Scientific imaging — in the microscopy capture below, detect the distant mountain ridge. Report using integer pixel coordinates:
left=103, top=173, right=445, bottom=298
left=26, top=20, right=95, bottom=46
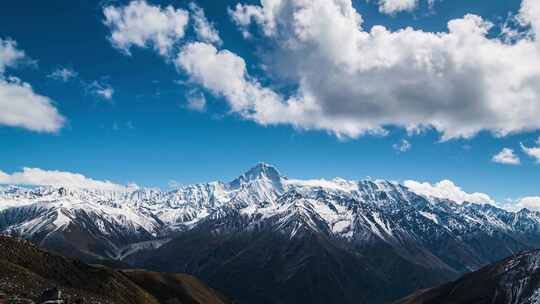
left=2, top=163, right=540, bottom=303
left=395, top=249, right=540, bottom=304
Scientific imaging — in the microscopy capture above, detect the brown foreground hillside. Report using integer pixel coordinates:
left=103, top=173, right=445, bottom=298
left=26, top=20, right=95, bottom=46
left=0, top=235, right=233, bottom=304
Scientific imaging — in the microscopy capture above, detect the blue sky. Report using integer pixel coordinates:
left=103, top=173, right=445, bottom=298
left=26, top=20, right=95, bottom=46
left=1, top=0, right=539, bottom=204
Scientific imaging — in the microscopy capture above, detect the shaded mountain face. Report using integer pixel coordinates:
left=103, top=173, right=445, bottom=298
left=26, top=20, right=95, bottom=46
left=141, top=228, right=451, bottom=304
left=395, top=249, right=540, bottom=304
left=2, top=163, right=540, bottom=303
left=0, top=235, right=233, bottom=304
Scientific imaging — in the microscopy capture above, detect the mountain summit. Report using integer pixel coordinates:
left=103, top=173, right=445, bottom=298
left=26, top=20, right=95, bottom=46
left=240, top=162, right=282, bottom=181
left=230, top=162, right=283, bottom=188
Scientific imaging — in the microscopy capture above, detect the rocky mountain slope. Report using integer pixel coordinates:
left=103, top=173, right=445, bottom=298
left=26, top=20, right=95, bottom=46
left=395, top=249, right=540, bottom=304
left=2, top=163, right=540, bottom=303
left=141, top=225, right=451, bottom=304
left=0, top=235, right=233, bottom=304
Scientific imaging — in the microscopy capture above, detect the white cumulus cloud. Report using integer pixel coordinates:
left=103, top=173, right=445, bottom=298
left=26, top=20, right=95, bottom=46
left=87, top=81, right=114, bottom=101
left=103, top=0, right=189, bottom=56
left=520, top=0, right=540, bottom=46
left=0, top=77, right=65, bottom=133
left=378, top=0, right=418, bottom=15
left=492, top=148, right=521, bottom=165
left=521, top=143, right=540, bottom=163
left=175, top=42, right=295, bottom=127
left=185, top=90, right=207, bottom=112
left=189, top=2, right=222, bottom=45
left=393, top=139, right=411, bottom=152
left=0, top=38, right=25, bottom=73
left=0, top=38, right=65, bottom=133
left=517, top=196, right=540, bottom=211
left=223, top=0, right=540, bottom=141
left=96, top=87, right=114, bottom=100
left=404, top=179, right=494, bottom=204
left=500, top=196, right=540, bottom=212
left=48, top=67, right=77, bottom=82
left=0, top=167, right=124, bottom=191
left=229, top=1, right=282, bottom=38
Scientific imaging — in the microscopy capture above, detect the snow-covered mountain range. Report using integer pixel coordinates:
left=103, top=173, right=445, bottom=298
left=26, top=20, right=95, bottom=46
left=0, top=164, right=536, bottom=263
left=1, top=163, right=539, bottom=265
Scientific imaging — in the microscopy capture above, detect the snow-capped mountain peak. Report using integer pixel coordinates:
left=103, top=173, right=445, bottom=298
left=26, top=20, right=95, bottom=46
left=230, top=163, right=284, bottom=188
